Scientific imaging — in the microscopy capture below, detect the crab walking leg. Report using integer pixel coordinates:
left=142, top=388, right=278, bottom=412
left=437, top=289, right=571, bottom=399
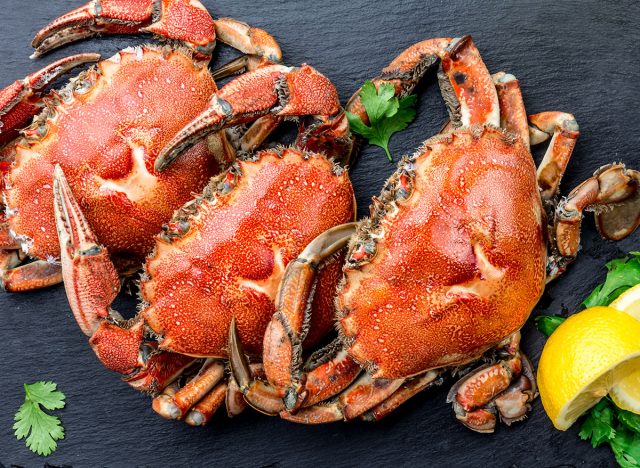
left=446, top=333, right=536, bottom=433
left=345, top=37, right=452, bottom=123
left=31, top=0, right=215, bottom=58
left=528, top=112, right=580, bottom=200
left=185, top=381, right=228, bottom=426
left=155, top=64, right=341, bottom=171
left=492, top=73, right=530, bottom=147
left=2, top=261, right=63, bottom=292
left=214, top=17, right=282, bottom=63
left=555, top=164, right=640, bottom=259
left=53, top=165, right=193, bottom=392
left=360, top=371, right=443, bottom=422
left=261, top=224, right=358, bottom=405
left=31, top=0, right=283, bottom=62
left=0, top=53, right=100, bottom=146
left=238, top=115, right=282, bottom=153
left=153, top=359, right=224, bottom=420
left=280, top=374, right=406, bottom=424
left=229, top=318, right=287, bottom=415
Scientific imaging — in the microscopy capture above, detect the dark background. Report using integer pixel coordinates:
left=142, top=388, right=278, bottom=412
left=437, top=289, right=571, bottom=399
left=1, top=0, right=639, bottom=466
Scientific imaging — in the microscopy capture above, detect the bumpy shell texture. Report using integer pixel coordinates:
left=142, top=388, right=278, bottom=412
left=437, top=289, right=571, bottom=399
left=142, top=148, right=355, bottom=357
left=338, top=127, right=546, bottom=379
left=6, top=46, right=221, bottom=262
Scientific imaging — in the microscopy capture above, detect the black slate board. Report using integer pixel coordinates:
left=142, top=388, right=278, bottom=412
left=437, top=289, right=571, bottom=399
left=1, top=0, right=639, bottom=466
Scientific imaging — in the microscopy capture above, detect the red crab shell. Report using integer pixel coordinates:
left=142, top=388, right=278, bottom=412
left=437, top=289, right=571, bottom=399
left=338, top=127, right=547, bottom=379
left=5, top=46, right=222, bottom=264
left=141, top=148, right=355, bottom=357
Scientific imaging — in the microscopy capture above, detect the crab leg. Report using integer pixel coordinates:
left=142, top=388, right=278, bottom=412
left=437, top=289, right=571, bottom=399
left=32, top=0, right=213, bottom=58
left=347, top=35, right=499, bottom=132
left=53, top=164, right=194, bottom=393
left=155, top=64, right=341, bottom=171
left=446, top=333, right=536, bottom=433
left=261, top=224, right=357, bottom=403
left=361, top=371, right=443, bottom=422
left=555, top=163, right=640, bottom=260
left=345, top=37, right=452, bottom=124
left=185, top=382, right=228, bottom=426
left=214, top=17, right=282, bottom=64
left=228, top=224, right=374, bottom=417
left=153, top=359, right=225, bottom=420
left=2, top=261, right=63, bottom=292
left=439, top=36, right=500, bottom=128
left=492, top=72, right=530, bottom=147
left=31, top=0, right=282, bottom=64
left=281, top=374, right=406, bottom=424
left=0, top=53, right=100, bottom=146
left=529, top=112, right=580, bottom=200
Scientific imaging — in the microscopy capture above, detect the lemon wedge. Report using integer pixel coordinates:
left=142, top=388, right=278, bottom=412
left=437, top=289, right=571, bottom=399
left=610, top=368, right=640, bottom=414
left=608, top=284, right=640, bottom=414
left=537, top=306, right=640, bottom=430
left=610, top=283, right=640, bottom=320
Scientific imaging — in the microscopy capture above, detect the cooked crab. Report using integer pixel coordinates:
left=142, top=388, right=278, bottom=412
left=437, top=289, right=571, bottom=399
left=1, top=0, right=283, bottom=291
left=53, top=63, right=359, bottom=425
left=227, top=36, right=640, bottom=432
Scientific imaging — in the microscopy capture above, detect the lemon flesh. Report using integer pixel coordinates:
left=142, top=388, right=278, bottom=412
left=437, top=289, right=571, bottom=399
left=610, top=283, right=640, bottom=320
left=608, top=285, right=640, bottom=414
left=610, top=369, right=640, bottom=414
left=537, top=306, right=640, bottom=430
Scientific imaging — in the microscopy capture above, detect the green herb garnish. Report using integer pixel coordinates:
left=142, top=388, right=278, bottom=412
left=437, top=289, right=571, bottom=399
left=582, top=252, right=640, bottom=308
left=537, top=252, right=640, bottom=467
left=347, top=81, right=417, bottom=161
left=14, top=381, right=66, bottom=456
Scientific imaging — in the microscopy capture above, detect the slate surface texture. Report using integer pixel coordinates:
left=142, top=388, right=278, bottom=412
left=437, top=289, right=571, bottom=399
left=0, top=0, right=638, bottom=466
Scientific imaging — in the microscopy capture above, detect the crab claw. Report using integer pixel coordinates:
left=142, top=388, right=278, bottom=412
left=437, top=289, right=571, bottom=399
left=0, top=53, right=100, bottom=146
left=155, top=64, right=341, bottom=171
left=229, top=318, right=287, bottom=416
left=31, top=0, right=215, bottom=58
left=53, top=164, right=119, bottom=336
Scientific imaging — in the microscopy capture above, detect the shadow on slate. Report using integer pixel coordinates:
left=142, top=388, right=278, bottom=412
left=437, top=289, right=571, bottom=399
left=0, top=0, right=638, bottom=466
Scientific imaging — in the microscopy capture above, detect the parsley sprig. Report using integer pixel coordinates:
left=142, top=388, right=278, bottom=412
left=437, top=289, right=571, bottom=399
left=346, top=81, right=417, bottom=161
left=14, top=381, right=66, bottom=456
left=536, top=252, right=640, bottom=467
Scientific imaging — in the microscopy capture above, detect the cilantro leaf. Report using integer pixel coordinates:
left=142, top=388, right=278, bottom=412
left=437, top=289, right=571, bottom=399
left=579, top=399, right=617, bottom=448
left=618, top=409, right=640, bottom=433
left=347, top=81, right=417, bottom=161
left=534, top=315, right=566, bottom=336
left=13, top=381, right=66, bottom=456
left=609, top=427, right=640, bottom=468
left=582, top=253, right=640, bottom=308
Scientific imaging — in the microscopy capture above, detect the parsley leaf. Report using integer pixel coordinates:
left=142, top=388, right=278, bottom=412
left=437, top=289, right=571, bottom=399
left=13, top=381, right=65, bottom=456
left=579, top=399, right=616, bottom=448
left=618, top=409, right=640, bottom=433
left=347, top=81, right=417, bottom=161
left=534, top=315, right=566, bottom=336
left=582, top=253, right=640, bottom=308
left=609, top=427, right=640, bottom=468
